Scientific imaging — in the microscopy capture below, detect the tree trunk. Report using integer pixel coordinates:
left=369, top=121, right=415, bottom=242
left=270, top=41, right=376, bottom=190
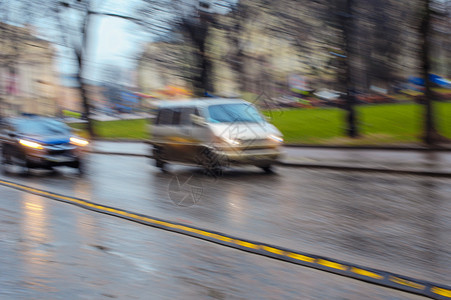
left=228, top=3, right=248, bottom=93
left=198, top=30, right=213, bottom=96
left=76, top=80, right=94, bottom=137
left=77, top=10, right=95, bottom=137
left=343, top=0, right=359, bottom=138
left=183, top=16, right=212, bottom=97
left=421, top=0, right=437, bottom=145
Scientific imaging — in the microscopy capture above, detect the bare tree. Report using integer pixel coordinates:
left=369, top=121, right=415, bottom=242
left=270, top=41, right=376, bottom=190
left=50, top=0, right=97, bottom=136
left=341, top=0, right=358, bottom=138
left=47, top=0, right=167, bottom=137
left=223, top=0, right=252, bottom=92
left=158, top=0, right=235, bottom=97
left=324, top=0, right=359, bottom=138
left=177, top=1, right=216, bottom=96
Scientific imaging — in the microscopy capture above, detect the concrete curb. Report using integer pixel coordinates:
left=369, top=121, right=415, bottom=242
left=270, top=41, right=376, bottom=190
left=88, top=151, right=451, bottom=178
left=283, top=144, right=451, bottom=151
left=278, top=162, right=451, bottom=178
left=92, top=138, right=152, bottom=143
left=89, top=151, right=151, bottom=157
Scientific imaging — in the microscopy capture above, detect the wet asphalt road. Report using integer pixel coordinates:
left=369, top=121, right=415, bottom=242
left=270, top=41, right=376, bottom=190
left=1, top=153, right=450, bottom=299
left=0, top=185, right=428, bottom=300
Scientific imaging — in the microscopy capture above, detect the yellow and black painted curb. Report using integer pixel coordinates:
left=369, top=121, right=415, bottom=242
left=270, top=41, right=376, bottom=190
left=1, top=178, right=450, bottom=300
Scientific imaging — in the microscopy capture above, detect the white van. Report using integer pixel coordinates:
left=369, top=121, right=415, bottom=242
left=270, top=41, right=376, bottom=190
left=149, top=98, right=283, bottom=173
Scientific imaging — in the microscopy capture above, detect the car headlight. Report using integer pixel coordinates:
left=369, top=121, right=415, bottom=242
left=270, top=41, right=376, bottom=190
left=268, top=134, right=284, bottom=143
left=70, top=137, right=89, bottom=147
left=221, top=136, right=240, bottom=145
left=19, top=139, right=44, bottom=149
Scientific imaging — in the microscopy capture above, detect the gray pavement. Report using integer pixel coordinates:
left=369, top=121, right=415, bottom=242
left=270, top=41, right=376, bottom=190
left=91, top=140, right=150, bottom=155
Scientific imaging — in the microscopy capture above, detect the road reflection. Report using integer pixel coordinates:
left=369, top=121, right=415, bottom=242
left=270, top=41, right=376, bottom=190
left=20, top=191, right=56, bottom=287
left=22, top=193, right=49, bottom=246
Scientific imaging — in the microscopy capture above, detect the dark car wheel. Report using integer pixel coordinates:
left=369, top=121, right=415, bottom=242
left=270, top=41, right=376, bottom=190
left=69, top=159, right=85, bottom=176
left=19, top=167, right=31, bottom=177
left=1, top=155, right=9, bottom=174
left=155, top=159, right=168, bottom=172
left=12, top=153, right=31, bottom=176
left=1, top=149, right=8, bottom=174
left=77, top=160, right=85, bottom=176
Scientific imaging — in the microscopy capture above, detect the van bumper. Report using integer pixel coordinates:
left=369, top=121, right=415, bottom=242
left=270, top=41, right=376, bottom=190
left=209, top=148, right=282, bottom=166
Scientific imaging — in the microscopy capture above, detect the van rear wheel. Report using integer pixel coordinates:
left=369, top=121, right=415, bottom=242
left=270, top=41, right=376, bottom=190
left=155, top=159, right=167, bottom=172
left=260, top=165, right=273, bottom=174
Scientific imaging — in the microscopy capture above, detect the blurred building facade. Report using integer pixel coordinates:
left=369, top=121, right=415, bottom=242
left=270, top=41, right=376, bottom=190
left=137, top=32, right=305, bottom=98
left=137, top=41, right=191, bottom=95
left=58, top=85, right=83, bottom=113
left=136, top=6, right=325, bottom=99
left=0, top=22, right=60, bottom=116
left=137, top=0, right=443, bottom=100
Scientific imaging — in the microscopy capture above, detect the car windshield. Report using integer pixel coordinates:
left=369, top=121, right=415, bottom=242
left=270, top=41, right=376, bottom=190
left=14, top=119, right=71, bottom=136
left=207, top=103, right=264, bottom=123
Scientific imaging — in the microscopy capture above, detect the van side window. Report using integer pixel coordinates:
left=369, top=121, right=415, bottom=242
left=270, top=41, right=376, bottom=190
left=156, top=109, right=173, bottom=125
left=180, top=107, right=195, bottom=125
left=172, top=109, right=181, bottom=125
left=156, top=107, right=201, bottom=125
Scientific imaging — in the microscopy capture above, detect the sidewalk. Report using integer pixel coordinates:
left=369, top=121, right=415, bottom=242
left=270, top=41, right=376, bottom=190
left=64, top=112, right=152, bottom=123
left=282, top=147, right=451, bottom=172
left=91, top=140, right=149, bottom=155
left=90, top=141, right=451, bottom=175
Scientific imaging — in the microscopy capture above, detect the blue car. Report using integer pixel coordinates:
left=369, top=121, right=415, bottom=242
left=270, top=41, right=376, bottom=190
left=0, top=115, right=89, bottom=175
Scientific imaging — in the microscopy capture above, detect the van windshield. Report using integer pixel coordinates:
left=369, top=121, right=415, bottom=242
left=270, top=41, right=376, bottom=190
left=207, top=103, right=264, bottom=123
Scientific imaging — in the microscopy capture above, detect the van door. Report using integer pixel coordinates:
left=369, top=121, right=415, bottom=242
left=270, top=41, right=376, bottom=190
left=153, top=107, right=181, bottom=161
left=175, top=107, right=212, bottom=164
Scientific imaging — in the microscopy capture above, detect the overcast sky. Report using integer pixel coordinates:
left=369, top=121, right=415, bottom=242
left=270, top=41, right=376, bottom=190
left=50, top=0, right=151, bottom=85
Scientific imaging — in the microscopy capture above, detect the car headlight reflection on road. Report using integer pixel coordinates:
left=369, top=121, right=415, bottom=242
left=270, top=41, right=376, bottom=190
left=268, top=134, right=284, bottom=143
left=70, top=137, right=89, bottom=147
left=19, top=139, right=44, bottom=149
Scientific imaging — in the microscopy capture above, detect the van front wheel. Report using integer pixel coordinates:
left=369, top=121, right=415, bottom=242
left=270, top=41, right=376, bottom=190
left=199, top=148, right=222, bottom=176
